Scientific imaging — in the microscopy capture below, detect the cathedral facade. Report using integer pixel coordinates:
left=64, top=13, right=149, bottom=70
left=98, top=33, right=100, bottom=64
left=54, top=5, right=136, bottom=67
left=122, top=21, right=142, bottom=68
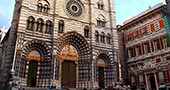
left=0, top=0, right=118, bottom=89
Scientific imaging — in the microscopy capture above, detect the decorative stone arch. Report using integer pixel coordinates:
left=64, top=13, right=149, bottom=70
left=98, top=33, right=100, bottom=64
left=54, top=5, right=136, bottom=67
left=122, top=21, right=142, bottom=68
left=57, top=31, right=90, bottom=61
left=96, top=52, right=115, bottom=88
left=19, top=39, right=52, bottom=87
left=23, top=39, right=51, bottom=60
left=97, top=53, right=110, bottom=66
left=37, top=0, right=50, bottom=6
left=97, top=14, right=106, bottom=21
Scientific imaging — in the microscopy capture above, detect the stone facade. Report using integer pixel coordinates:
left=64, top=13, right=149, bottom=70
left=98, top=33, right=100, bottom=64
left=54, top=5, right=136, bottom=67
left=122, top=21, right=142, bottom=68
left=118, top=3, right=170, bottom=90
left=0, top=0, right=118, bottom=89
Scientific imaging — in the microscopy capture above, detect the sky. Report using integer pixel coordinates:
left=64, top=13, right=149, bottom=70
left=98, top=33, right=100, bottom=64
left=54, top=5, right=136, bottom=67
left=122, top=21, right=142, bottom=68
left=0, top=0, right=164, bottom=29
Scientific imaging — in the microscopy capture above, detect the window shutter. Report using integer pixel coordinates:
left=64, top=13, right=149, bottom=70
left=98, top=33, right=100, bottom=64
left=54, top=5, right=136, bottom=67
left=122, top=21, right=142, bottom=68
left=143, top=74, right=146, bottom=85
left=131, top=33, right=134, bottom=40
left=144, top=26, right=148, bottom=34
left=159, top=19, right=164, bottom=29
left=157, top=39, right=161, bottom=50
left=136, top=75, right=139, bottom=86
left=142, top=43, right=144, bottom=54
left=151, top=41, right=154, bottom=52
left=133, top=46, right=136, bottom=57
left=163, top=71, right=166, bottom=82
left=147, top=42, right=150, bottom=53
left=150, top=23, right=155, bottom=32
left=139, top=29, right=142, bottom=37
left=156, top=72, right=159, bottom=84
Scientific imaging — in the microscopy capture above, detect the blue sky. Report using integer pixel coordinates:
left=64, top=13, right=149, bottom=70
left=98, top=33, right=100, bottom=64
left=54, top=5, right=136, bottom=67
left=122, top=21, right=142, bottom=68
left=0, top=0, right=164, bottom=29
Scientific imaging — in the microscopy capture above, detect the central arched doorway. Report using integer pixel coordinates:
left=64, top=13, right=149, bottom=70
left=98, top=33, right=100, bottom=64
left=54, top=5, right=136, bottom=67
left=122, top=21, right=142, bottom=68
left=60, top=45, right=78, bottom=88
left=27, top=50, right=41, bottom=87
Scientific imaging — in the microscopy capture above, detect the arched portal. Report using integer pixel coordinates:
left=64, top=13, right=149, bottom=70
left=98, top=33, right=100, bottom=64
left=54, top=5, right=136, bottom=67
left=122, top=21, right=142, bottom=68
left=96, top=53, right=113, bottom=88
left=56, top=32, right=90, bottom=88
left=21, top=39, right=52, bottom=87
left=60, top=45, right=78, bottom=88
left=27, top=50, right=41, bottom=87
left=57, top=31, right=90, bottom=60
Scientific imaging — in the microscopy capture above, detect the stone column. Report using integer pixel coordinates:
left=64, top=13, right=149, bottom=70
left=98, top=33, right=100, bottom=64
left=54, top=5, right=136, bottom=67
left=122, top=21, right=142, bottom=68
left=154, top=72, right=159, bottom=90
left=144, top=73, right=149, bottom=90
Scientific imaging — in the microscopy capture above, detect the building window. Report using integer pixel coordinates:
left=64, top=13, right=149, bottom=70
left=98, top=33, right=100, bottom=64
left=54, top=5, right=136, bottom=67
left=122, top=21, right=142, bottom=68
left=95, top=31, right=99, bottom=42
left=141, top=27, right=147, bottom=36
left=143, top=43, right=148, bottom=54
left=139, top=75, right=144, bottom=84
left=134, top=31, right=138, bottom=39
left=58, top=20, right=64, bottom=33
left=100, top=32, right=105, bottom=43
left=97, top=20, right=106, bottom=27
left=131, top=76, right=136, bottom=85
left=37, top=2, right=50, bottom=13
left=153, top=40, right=158, bottom=51
left=45, top=20, right=52, bottom=34
left=37, top=3, right=43, bottom=12
left=128, top=48, right=133, bottom=58
left=44, top=4, right=49, bottom=13
left=84, top=26, right=90, bottom=38
left=106, top=33, right=111, bottom=44
left=36, top=18, right=44, bottom=32
left=159, top=72, right=164, bottom=83
left=154, top=21, right=160, bottom=31
left=97, top=1, right=104, bottom=10
left=26, top=16, right=35, bottom=30
left=97, top=15, right=106, bottom=27
left=162, top=37, right=169, bottom=49
left=135, top=46, right=140, bottom=56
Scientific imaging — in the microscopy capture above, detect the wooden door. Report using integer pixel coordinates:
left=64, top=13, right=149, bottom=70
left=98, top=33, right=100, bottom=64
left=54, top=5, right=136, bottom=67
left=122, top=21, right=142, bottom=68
left=62, top=60, right=76, bottom=88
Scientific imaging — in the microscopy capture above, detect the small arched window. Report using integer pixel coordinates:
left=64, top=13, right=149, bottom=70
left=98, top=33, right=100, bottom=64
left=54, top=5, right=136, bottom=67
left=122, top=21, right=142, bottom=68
left=98, top=0, right=104, bottom=10
left=26, top=16, right=35, bottom=30
left=101, top=32, right=105, bottom=43
left=58, top=20, right=64, bottom=33
left=37, top=3, right=43, bottom=12
left=45, top=20, right=52, bottom=34
left=36, top=18, right=44, bottom=32
left=95, top=31, right=99, bottom=42
left=84, top=26, right=90, bottom=38
left=44, top=4, right=49, bottom=13
left=97, top=15, right=106, bottom=27
left=107, top=33, right=111, bottom=44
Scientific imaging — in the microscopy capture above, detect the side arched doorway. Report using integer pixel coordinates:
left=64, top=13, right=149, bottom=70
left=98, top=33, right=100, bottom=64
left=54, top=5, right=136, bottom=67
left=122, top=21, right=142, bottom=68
left=22, top=40, right=52, bottom=87
left=96, top=53, right=113, bottom=88
left=60, top=45, right=78, bottom=88
left=97, top=59, right=106, bottom=89
left=27, top=50, right=41, bottom=87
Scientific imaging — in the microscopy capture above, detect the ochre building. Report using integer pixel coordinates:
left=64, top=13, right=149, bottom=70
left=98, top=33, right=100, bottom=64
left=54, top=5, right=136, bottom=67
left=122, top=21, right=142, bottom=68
left=118, top=3, right=170, bottom=90
left=0, top=0, right=118, bottom=89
